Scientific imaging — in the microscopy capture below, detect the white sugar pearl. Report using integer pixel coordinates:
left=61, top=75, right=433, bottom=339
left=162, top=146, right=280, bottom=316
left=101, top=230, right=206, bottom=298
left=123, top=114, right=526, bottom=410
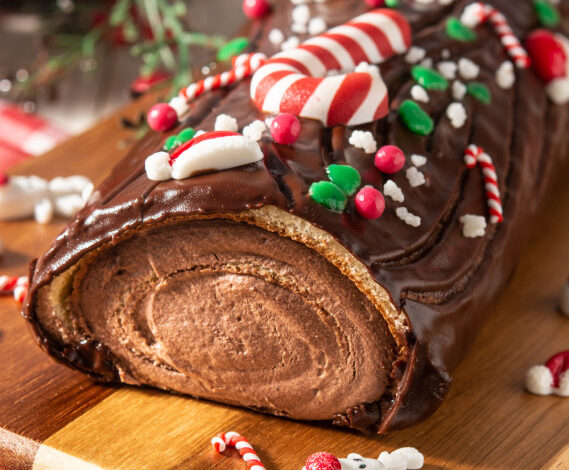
left=308, top=17, right=327, bottom=35
left=268, top=28, right=284, bottom=46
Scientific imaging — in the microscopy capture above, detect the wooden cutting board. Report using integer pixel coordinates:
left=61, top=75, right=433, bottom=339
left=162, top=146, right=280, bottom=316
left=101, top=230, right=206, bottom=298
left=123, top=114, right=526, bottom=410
left=1, top=94, right=569, bottom=470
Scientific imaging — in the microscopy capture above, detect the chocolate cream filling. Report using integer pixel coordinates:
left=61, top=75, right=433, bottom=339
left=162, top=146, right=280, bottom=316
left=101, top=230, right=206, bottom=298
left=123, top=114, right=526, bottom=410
left=34, top=217, right=399, bottom=421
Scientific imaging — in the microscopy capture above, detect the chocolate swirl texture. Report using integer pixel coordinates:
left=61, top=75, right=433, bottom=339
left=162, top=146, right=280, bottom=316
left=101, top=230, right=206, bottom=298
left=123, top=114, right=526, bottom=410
left=23, top=0, right=569, bottom=432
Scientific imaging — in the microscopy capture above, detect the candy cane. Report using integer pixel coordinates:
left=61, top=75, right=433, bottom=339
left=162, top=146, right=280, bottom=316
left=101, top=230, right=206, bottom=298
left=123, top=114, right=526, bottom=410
left=212, top=431, right=265, bottom=470
left=460, top=3, right=530, bottom=69
left=463, top=145, right=503, bottom=224
left=147, top=53, right=268, bottom=131
left=0, top=275, right=28, bottom=302
left=250, top=8, right=412, bottom=126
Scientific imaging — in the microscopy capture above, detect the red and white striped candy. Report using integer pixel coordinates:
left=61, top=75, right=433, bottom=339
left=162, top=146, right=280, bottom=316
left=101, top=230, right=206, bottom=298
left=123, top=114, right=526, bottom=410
left=461, top=3, right=530, bottom=69
left=0, top=275, right=28, bottom=303
left=212, top=431, right=265, bottom=470
left=250, top=9, right=412, bottom=127
left=463, top=145, right=503, bottom=224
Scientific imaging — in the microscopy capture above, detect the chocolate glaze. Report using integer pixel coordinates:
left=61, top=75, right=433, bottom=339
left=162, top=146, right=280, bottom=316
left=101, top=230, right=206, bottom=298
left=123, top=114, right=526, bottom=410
left=23, top=0, right=569, bottom=432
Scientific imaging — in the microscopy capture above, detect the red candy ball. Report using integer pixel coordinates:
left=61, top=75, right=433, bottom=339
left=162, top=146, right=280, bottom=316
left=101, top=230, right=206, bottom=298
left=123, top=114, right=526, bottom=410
left=0, top=173, right=8, bottom=186
left=526, top=30, right=568, bottom=83
left=365, top=0, right=385, bottom=6
left=147, top=103, right=178, bottom=132
left=374, top=145, right=406, bottom=174
left=305, top=452, right=342, bottom=470
left=355, top=186, right=385, bottom=220
left=270, top=113, right=301, bottom=146
left=242, top=0, right=271, bottom=19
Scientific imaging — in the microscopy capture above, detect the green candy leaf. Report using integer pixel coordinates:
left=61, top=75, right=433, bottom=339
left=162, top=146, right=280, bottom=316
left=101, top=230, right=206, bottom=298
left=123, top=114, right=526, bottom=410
left=174, top=127, right=196, bottom=146
left=309, top=181, right=348, bottom=212
left=326, top=164, right=361, bottom=196
left=163, top=135, right=177, bottom=151
left=217, top=37, right=250, bottom=62
left=385, top=0, right=399, bottom=6
left=534, top=0, right=560, bottom=27
left=446, top=17, right=477, bottom=42
left=411, top=66, right=449, bottom=91
left=398, top=100, right=434, bottom=136
left=466, top=82, right=491, bottom=104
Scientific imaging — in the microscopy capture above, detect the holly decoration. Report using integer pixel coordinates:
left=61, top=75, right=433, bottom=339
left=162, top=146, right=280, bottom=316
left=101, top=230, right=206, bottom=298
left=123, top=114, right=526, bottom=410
left=398, top=100, right=434, bottom=136
left=411, top=66, right=449, bottom=91
left=309, top=165, right=361, bottom=212
left=446, top=17, right=477, bottom=42
left=217, top=37, right=250, bottom=62
left=533, top=0, right=560, bottom=27
left=466, top=82, right=492, bottom=104
left=163, top=127, right=196, bottom=151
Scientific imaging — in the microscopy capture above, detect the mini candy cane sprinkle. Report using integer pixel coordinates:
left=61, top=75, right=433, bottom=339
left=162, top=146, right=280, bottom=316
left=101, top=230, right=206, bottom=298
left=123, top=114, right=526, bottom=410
left=0, top=275, right=28, bottom=303
left=212, top=431, right=265, bottom=470
left=460, top=3, right=530, bottom=69
left=147, top=53, right=268, bottom=131
left=526, top=350, right=569, bottom=397
left=250, top=8, right=412, bottom=126
left=463, top=145, right=504, bottom=224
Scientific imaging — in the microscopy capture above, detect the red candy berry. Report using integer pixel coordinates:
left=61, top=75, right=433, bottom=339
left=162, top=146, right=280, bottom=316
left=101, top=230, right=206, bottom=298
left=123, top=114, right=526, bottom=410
left=526, top=30, right=568, bottom=83
left=374, top=145, right=406, bottom=174
left=305, top=452, right=342, bottom=470
left=147, top=103, right=178, bottom=132
left=355, top=186, right=385, bottom=219
left=270, top=113, right=301, bottom=146
left=242, top=0, right=271, bottom=19
left=0, top=173, right=8, bottom=186
left=365, top=0, right=385, bottom=6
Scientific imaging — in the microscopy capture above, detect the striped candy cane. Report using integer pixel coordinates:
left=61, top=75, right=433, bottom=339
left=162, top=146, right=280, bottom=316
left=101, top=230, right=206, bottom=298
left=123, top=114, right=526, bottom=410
left=250, top=8, right=412, bottom=126
left=460, top=3, right=530, bottom=69
left=0, top=275, right=28, bottom=302
left=147, top=53, right=267, bottom=130
left=463, top=145, right=504, bottom=224
left=212, top=431, right=265, bottom=470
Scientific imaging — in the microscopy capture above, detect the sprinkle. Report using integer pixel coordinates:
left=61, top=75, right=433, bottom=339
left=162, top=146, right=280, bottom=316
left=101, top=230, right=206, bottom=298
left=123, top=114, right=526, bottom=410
left=406, top=167, right=426, bottom=187
left=405, top=46, right=426, bottom=64
left=396, top=207, right=421, bottom=227
left=212, top=432, right=266, bottom=470
left=441, top=48, right=451, bottom=59
left=281, top=36, right=300, bottom=51
left=437, top=61, right=458, bottom=80
left=292, top=4, right=310, bottom=24
left=466, top=82, right=492, bottom=104
left=53, top=194, right=85, bottom=218
left=243, top=120, right=267, bottom=142
left=410, top=85, right=429, bottom=103
left=349, top=130, right=377, bottom=154
left=495, top=61, right=515, bottom=89
left=145, top=152, right=172, bottom=181
left=446, top=102, right=467, bottom=128
left=458, top=58, right=480, bottom=80
left=291, top=22, right=308, bottom=34
left=383, top=180, right=404, bottom=202
left=215, top=114, right=239, bottom=132
left=419, top=57, right=433, bottom=69
left=308, top=17, right=327, bottom=35
left=398, top=100, right=434, bottom=136
left=459, top=214, right=487, bottom=238
left=452, top=80, right=467, bottom=100
left=411, top=154, right=427, bottom=167
left=268, top=28, right=285, bottom=46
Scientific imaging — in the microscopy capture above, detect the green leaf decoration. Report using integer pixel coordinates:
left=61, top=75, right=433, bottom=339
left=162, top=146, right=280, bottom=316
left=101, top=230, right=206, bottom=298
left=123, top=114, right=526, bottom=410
left=326, top=165, right=361, bottom=196
left=533, top=0, right=560, bottom=27
left=309, top=181, right=348, bottom=212
left=398, top=100, right=434, bottom=136
left=411, top=66, right=449, bottom=91
left=217, top=37, right=250, bottom=62
left=446, top=17, right=477, bottom=42
left=466, top=82, right=491, bottom=104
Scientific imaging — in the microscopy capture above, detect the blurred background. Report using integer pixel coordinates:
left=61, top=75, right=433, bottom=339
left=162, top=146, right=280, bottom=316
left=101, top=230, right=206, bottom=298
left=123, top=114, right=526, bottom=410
left=0, top=0, right=244, bottom=172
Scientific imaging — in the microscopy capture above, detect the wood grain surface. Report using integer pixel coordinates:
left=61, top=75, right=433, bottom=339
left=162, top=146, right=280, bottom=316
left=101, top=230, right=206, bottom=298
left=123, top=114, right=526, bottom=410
left=1, top=94, right=569, bottom=470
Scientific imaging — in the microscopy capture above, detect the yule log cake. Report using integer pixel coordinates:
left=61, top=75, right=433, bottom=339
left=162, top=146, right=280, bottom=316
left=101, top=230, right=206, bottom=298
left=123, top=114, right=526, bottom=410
left=23, top=0, right=569, bottom=433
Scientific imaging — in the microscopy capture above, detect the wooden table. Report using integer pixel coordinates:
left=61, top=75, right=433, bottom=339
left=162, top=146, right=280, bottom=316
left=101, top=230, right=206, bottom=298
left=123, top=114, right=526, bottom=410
left=1, top=94, right=569, bottom=470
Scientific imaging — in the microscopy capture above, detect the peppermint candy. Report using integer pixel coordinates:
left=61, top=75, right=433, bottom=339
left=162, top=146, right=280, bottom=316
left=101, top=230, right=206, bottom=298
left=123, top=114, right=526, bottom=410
left=250, top=9, right=412, bottom=126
